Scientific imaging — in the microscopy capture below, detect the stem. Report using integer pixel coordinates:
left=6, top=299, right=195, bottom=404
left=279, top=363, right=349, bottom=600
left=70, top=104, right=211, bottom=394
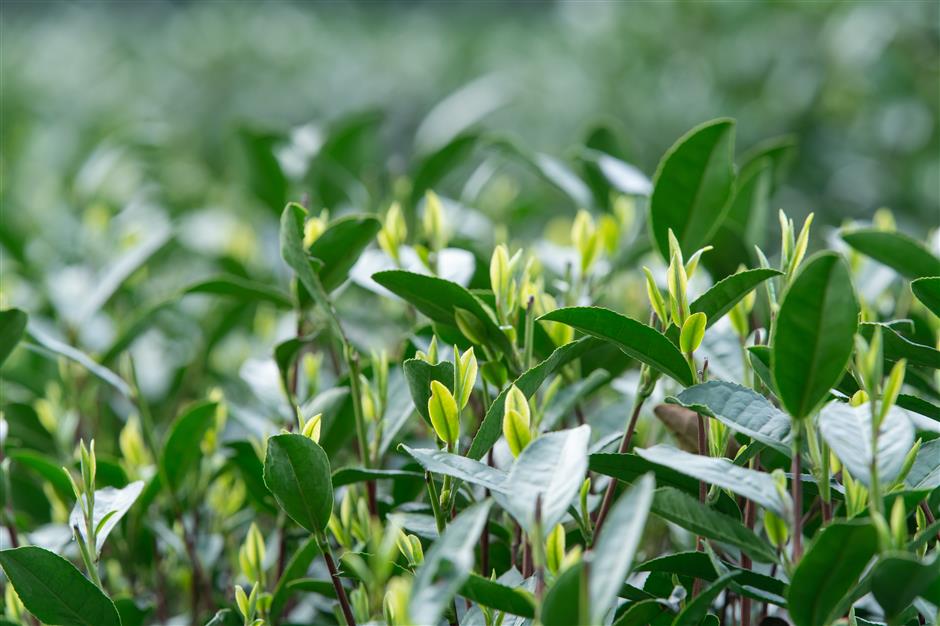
left=523, top=296, right=535, bottom=371
left=426, top=472, right=447, bottom=535
left=692, top=411, right=707, bottom=598
left=316, top=531, right=357, bottom=626
left=791, top=420, right=804, bottom=563
left=592, top=386, right=650, bottom=541
left=869, top=399, right=883, bottom=520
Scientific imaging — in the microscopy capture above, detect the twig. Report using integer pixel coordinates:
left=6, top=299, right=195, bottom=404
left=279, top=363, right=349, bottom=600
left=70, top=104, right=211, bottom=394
left=316, top=531, right=357, bottom=626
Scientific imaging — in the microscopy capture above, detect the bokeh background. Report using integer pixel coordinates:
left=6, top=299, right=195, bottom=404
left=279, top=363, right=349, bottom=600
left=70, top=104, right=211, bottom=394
left=2, top=0, right=939, bottom=397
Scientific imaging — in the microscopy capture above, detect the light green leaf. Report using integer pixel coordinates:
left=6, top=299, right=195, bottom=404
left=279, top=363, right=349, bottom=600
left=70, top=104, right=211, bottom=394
left=69, top=481, right=144, bottom=556
left=649, top=118, right=736, bottom=259
left=263, top=434, right=333, bottom=533
left=787, top=521, right=878, bottom=626
left=493, top=425, right=591, bottom=534
left=842, top=228, right=940, bottom=279
left=590, top=473, right=655, bottom=623
left=538, top=307, right=694, bottom=386
left=161, top=401, right=218, bottom=494
left=772, top=252, right=859, bottom=418
left=669, top=381, right=792, bottom=456
left=0, top=546, right=121, bottom=626
left=818, top=401, right=915, bottom=487
left=651, top=487, right=777, bottom=564
left=635, top=444, right=789, bottom=518
left=409, top=500, right=492, bottom=625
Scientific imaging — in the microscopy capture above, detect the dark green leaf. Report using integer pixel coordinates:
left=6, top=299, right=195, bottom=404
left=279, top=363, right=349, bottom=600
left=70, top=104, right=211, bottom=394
left=538, top=307, right=694, bottom=386
left=652, top=487, right=776, bottom=564
left=459, top=573, right=536, bottom=618
left=240, top=127, right=287, bottom=213
left=411, top=132, right=480, bottom=204
left=649, top=118, right=736, bottom=258
left=542, top=562, right=585, bottom=626
left=184, top=275, right=292, bottom=308
left=0, top=546, right=121, bottom=626
left=671, top=571, right=739, bottom=626
left=787, top=521, right=878, bottom=626
left=669, top=381, right=791, bottom=456
left=912, top=276, right=940, bottom=317
left=590, top=474, right=655, bottom=623
left=161, top=401, right=218, bottom=494
left=331, top=467, right=423, bottom=488
left=861, top=321, right=940, bottom=369
left=0, top=308, right=27, bottom=367
left=263, top=434, right=333, bottom=533
left=690, top=269, right=782, bottom=327
left=871, top=553, right=940, bottom=619
left=842, top=228, right=940, bottom=279
left=409, top=500, right=492, bottom=625
left=772, top=252, right=859, bottom=418
left=309, top=214, right=381, bottom=292
left=372, top=270, right=511, bottom=355
left=905, top=438, right=940, bottom=491
left=613, top=599, right=674, bottom=626
left=402, top=358, right=454, bottom=426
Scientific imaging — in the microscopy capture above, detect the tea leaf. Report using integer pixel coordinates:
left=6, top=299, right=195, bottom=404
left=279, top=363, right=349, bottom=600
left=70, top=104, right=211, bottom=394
left=649, top=118, right=736, bottom=258
left=842, top=228, right=940, bottom=279
left=912, top=276, right=940, bottom=317
left=69, top=481, right=144, bottom=556
left=308, top=214, right=381, bottom=292
left=185, top=275, right=293, bottom=308
left=263, top=434, right=334, bottom=533
left=870, top=553, right=940, bottom=619
left=538, top=307, right=694, bottom=386
left=459, top=573, right=536, bottom=617
left=0, top=546, right=121, bottom=626
left=409, top=500, right=492, bottom=625
left=162, top=401, right=218, bottom=493
left=689, top=268, right=781, bottom=326
left=787, top=521, right=879, bottom=626
left=0, top=308, right=27, bottom=367
left=772, top=252, right=859, bottom=418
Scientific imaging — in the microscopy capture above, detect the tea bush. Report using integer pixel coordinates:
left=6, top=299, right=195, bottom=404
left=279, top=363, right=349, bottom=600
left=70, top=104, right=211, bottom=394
left=1, top=115, right=939, bottom=626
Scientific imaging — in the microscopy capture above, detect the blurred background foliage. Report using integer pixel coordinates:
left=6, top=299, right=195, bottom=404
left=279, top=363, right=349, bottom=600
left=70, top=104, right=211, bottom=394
left=1, top=0, right=938, bottom=401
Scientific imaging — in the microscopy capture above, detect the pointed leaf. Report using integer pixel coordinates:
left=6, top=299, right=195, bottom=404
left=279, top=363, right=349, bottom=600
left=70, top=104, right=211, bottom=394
left=69, top=481, right=144, bottom=556
left=635, top=445, right=789, bottom=518
left=842, top=228, right=940, bottom=279
left=870, top=553, right=940, bottom=619
left=161, top=401, right=218, bottom=493
left=671, top=571, right=740, bottom=626
left=308, top=214, right=381, bottom=292
left=0, top=308, right=27, bottom=367
left=538, top=307, right=694, bottom=386
left=690, top=268, right=782, bottom=326
left=0, top=546, right=121, bottom=626
left=772, top=252, right=859, bottom=418
left=649, top=118, right=736, bottom=258
left=409, top=500, right=492, bottom=625
left=590, top=473, right=655, bottom=623
left=185, top=275, right=293, bottom=308
left=263, top=434, right=333, bottom=533
left=787, top=521, right=879, bottom=626
left=912, top=276, right=940, bottom=317
left=669, top=381, right=792, bottom=456
left=400, top=445, right=507, bottom=492
left=459, top=573, right=536, bottom=618
left=904, top=438, right=940, bottom=491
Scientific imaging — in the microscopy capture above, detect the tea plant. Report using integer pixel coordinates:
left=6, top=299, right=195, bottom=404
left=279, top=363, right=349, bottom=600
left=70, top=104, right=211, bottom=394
left=1, top=117, right=938, bottom=626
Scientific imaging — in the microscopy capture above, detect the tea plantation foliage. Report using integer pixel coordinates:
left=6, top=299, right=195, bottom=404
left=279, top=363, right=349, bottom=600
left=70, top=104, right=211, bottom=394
left=1, top=114, right=939, bottom=626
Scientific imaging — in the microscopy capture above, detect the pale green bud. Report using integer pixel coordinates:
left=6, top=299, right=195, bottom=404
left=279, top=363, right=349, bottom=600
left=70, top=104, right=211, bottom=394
left=505, top=385, right=531, bottom=425
left=303, top=209, right=330, bottom=248
left=503, top=408, right=532, bottom=458
left=684, top=246, right=713, bottom=279
left=416, top=335, right=439, bottom=364
left=378, top=201, right=408, bottom=262
left=239, top=523, right=266, bottom=585
left=667, top=250, right=690, bottom=326
left=428, top=380, right=459, bottom=446
left=894, top=438, right=921, bottom=489
left=119, top=416, right=152, bottom=471
left=642, top=267, right=669, bottom=325
left=300, top=412, right=322, bottom=443
left=679, top=312, right=707, bottom=355
left=384, top=576, right=412, bottom=626
left=572, top=209, right=600, bottom=273
left=453, top=346, right=478, bottom=411
left=880, top=359, right=906, bottom=426
left=423, top=190, right=448, bottom=252
left=546, top=523, right=566, bottom=574
left=763, top=510, right=789, bottom=549
left=890, top=497, right=908, bottom=549
left=598, top=214, right=620, bottom=255
left=785, top=213, right=814, bottom=281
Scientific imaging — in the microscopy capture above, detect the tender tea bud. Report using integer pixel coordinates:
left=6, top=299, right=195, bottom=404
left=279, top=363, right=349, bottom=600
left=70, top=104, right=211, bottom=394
left=894, top=438, right=921, bottom=488
left=572, top=209, right=600, bottom=273
left=598, top=214, right=620, bottom=255
left=667, top=249, right=690, bottom=325
left=427, top=380, right=459, bottom=446
left=779, top=210, right=794, bottom=267
left=415, top=335, right=439, bottom=364
left=503, top=408, right=532, bottom=458
left=763, top=510, right=789, bottom=549
left=422, top=190, right=448, bottom=252
left=679, top=312, right=707, bottom=355
left=684, top=246, right=713, bottom=279
left=505, top=385, right=531, bottom=424
left=879, top=359, right=906, bottom=425
left=396, top=529, right=424, bottom=567
left=873, top=208, right=896, bottom=232
left=235, top=585, right=251, bottom=622
left=350, top=584, right=370, bottom=624
left=303, top=209, right=330, bottom=248
left=889, top=497, right=908, bottom=549
left=384, top=576, right=412, bottom=626
left=855, top=330, right=883, bottom=396
left=238, top=522, right=266, bottom=584
left=613, top=194, right=635, bottom=235
left=453, top=346, right=478, bottom=411
left=454, top=308, right=487, bottom=346
left=849, top=390, right=869, bottom=407
left=119, top=416, right=152, bottom=471
left=377, top=201, right=408, bottom=263
left=490, top=244, right=514, bottom=318
left=300, top=412, right=322, bottom=443
left=546, top=523, right=566, bottom=574
left=643, top=267, right=669, bottom=324
left=785, top=213, right=814, bottom=281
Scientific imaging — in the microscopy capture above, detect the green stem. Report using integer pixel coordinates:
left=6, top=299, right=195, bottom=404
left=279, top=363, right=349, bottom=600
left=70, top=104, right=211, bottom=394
left=426, top=472, right=447, bottom=534
left=791, top=419, right=804, bottom=562
left=316, top=530, right=357, bottom=626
